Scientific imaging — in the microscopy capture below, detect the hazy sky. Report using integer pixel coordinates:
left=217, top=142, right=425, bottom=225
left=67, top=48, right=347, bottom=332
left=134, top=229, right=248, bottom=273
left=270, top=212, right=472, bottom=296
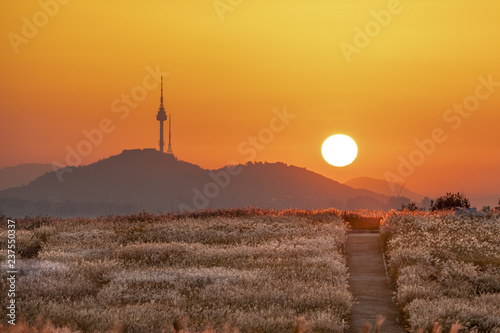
left=1, top=0, right=499, bottom=196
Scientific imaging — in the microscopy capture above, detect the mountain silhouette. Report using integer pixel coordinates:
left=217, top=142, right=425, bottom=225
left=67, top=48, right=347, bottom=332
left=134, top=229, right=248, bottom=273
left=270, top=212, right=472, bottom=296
left=344, top=176, right=425, bottom=203
left=0, top=149, right=398, bottom=217
left=0, top=163, right=59, bottom=191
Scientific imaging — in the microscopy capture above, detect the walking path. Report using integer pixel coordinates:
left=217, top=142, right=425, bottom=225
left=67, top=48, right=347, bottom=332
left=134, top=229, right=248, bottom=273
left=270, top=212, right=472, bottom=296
left=345, top=233, right=404, bottom=333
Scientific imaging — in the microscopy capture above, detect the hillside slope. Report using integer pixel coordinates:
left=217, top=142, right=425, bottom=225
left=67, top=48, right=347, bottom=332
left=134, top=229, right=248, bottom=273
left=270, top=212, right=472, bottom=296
left=0, top=149, right=394, bottom=216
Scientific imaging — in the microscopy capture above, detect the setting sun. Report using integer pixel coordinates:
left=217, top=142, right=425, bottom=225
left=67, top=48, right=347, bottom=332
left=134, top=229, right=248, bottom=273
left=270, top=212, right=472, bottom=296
left=322, top=134, right=358, bottom=167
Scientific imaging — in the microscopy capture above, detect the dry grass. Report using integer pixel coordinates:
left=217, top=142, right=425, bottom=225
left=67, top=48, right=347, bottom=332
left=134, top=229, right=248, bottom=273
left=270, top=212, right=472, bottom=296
left=3, top=208, right=498, bottom=332
left=0, top=209, right=351, bottom=333
left=380, top=211, right=500, bottom=332
left=0, top=315, right=317, bottom=333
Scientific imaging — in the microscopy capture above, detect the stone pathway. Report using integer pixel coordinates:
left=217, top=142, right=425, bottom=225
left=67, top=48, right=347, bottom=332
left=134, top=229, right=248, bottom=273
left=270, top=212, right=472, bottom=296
left=346, top=233, right=404, bottom=333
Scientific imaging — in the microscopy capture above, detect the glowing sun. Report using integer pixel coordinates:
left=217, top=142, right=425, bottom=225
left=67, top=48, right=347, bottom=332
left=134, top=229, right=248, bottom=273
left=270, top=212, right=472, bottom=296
left=321, top=134, right=358, bottom=167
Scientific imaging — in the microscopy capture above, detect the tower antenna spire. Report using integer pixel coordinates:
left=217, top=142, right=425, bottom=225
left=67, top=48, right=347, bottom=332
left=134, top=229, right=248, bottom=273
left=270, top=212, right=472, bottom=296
left=160, top=76, right=164, bottom=107
left=167, top=114, right=173, bottom=155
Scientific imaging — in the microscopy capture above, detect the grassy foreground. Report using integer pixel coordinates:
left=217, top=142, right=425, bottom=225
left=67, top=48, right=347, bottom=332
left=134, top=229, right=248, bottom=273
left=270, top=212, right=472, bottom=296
left=380, top=211, right=500, bottom=333
left=0, top=209, right=351, bottom=333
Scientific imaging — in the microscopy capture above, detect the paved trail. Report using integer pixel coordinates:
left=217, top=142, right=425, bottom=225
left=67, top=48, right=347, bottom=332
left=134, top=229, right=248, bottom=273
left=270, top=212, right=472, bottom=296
left=346, top=233, right=404, bottom=333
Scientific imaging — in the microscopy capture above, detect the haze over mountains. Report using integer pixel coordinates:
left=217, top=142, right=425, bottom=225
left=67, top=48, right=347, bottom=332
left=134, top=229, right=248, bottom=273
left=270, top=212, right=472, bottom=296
left=344, top=177, right=425, bottom=203
left=1, top=149, right=496, bottom=218
left=0, top=163, right=58, bottom=191
left=0, top=149, right=408, bottom=217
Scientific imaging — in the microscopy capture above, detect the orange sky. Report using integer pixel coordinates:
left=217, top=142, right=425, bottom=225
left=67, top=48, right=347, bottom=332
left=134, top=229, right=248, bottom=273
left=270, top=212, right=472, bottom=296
left=1, top=0, right=499, bottom=198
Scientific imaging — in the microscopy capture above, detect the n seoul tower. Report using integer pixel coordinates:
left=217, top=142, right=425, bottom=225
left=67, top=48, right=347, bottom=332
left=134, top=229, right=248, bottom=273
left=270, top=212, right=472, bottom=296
left=156, top=77, right=167, bottom=153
